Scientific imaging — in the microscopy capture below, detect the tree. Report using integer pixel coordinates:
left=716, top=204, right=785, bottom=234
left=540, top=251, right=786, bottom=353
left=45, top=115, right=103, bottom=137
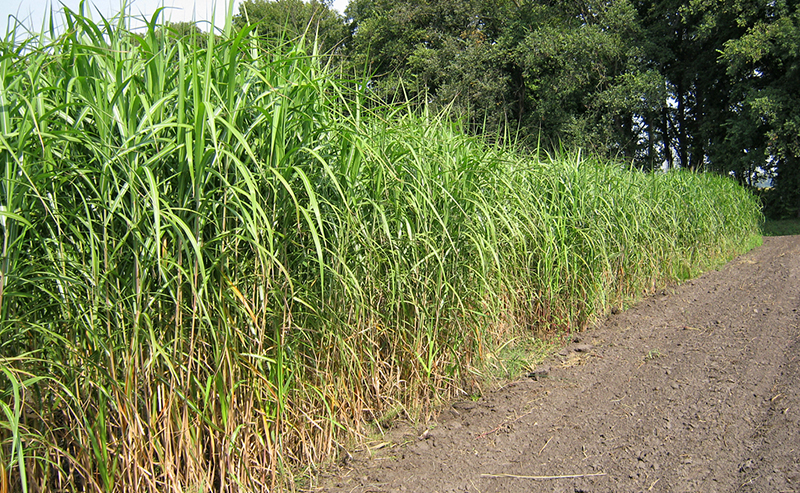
left=156, top=21, right=208, bottom=49
left=718, top=0, right=800, bottom=217
left=346, top=0, right=665, bottom=154
left=344, top=0, right=520, bottom=135
left=517, top=0, right=666, bottom=161
left=234, top=0, right=347, bottom=54
left=633, top=0, right=738, bottom=171
left=343, top=0, right=798, bottom=200
left=663, top=0, right=800, bottom=216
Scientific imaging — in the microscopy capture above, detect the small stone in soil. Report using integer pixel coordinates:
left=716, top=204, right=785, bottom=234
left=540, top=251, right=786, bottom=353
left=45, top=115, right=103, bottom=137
left=527, top=365, right=551, bottom=380
left=452, top=401, right=476, bottom=411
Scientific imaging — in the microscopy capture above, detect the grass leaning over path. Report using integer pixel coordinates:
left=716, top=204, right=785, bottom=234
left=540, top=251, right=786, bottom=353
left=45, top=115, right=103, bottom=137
left=0, top=5, right=762, bottom=492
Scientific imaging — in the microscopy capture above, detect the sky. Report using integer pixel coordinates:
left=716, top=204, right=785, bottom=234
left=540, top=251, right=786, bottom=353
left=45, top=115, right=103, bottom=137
left=1, top=0, right=350, bottom=35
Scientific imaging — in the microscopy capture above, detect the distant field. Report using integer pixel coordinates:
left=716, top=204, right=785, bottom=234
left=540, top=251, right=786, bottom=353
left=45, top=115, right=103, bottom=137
left=762, top=219, right=800, bottom=236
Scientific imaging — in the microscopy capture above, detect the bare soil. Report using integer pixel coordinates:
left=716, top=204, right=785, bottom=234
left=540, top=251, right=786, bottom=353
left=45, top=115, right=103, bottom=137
left=315, top=236, right=800, bottom=493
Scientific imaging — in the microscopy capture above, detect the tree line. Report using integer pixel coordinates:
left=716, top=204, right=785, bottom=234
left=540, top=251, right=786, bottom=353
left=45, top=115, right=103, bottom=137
left=171, top=0, right=798, bottom=218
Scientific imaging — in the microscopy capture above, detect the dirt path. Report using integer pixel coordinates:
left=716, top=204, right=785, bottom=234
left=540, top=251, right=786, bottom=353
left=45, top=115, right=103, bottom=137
left=316, top=236, right=800, bottom=493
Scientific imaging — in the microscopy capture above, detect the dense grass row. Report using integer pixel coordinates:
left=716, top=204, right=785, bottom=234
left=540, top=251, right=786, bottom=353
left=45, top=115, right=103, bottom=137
left=0, top=5, right=761, bottom=492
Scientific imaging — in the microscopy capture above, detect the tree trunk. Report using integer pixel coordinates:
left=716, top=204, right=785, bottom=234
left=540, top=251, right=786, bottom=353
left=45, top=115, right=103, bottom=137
left=662, top=107, right=672, bottom=170
left=676, top=80, right=688, bottom=169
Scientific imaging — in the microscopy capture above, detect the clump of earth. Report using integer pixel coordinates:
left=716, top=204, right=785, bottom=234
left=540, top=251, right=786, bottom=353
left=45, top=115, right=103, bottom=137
left=316, top=236, right=800, bottom=492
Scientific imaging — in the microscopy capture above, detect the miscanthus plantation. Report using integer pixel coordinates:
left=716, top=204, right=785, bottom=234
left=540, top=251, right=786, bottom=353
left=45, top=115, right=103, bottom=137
left=0, top=5, right=761, bottom=492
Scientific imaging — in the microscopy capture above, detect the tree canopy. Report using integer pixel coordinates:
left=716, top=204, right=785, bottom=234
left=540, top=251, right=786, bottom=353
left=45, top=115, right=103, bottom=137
left=234, top=0, right=347, bottom=53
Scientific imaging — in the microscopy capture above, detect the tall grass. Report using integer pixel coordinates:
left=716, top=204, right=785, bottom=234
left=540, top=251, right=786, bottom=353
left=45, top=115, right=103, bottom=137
left=0, top=4, right=762, bottom=492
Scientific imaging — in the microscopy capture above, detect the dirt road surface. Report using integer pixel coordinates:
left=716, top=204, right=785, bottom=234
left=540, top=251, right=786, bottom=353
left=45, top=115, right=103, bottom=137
left=316, top=236, right=800, bottom=492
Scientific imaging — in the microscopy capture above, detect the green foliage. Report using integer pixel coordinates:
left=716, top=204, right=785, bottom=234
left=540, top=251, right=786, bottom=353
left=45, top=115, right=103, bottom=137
left=517, top=1, right=665, bottom=156
left=717, top=0, right=800, bottom=217
left=234, top=0, right=347, bottom=53
left=345, top=0, right=526, bottom=134
left=761, top=218, right=800, bottom=236
left=346, top=0, right=668, bottom=158
left=343, top=0, right=798, bottom=219
left=156, top=20, right=208, bottom=49
left=0, top=3, right=763, bottom=491
left=628, top=0, right=799, bottom=215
